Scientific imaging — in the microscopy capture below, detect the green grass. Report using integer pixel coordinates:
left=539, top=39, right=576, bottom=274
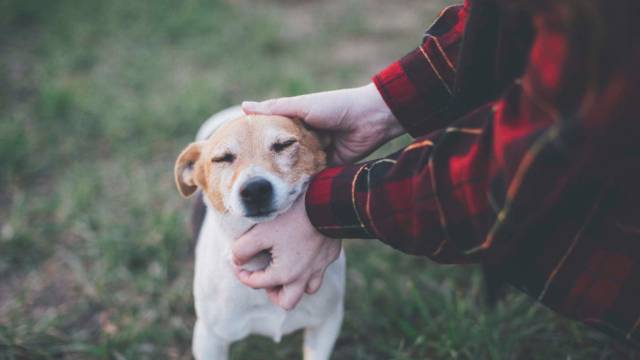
left=0, top=0, right=637, bottom=359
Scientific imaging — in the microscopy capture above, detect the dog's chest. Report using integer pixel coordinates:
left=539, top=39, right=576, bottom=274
left=193, top=212, right=294, bottom=342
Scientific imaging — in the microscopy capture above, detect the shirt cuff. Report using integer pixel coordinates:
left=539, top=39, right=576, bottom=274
left=305, top=164, right=376, bottom=239
left=372, top=5, right=466, bottom=137
left=373, top=45, right=455, bottom=138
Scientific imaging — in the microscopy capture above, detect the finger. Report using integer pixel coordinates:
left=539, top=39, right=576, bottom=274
left=242, top=97, right=309, bottom=118
left=278, top=280, right=307, bottom=311
left=235, top=268, right=283, bottom=289
left=305, top=269, right=326, bottom=295
left=232, top=232, right=268, bottom=266
left=265, top=286, right=280, bottom=305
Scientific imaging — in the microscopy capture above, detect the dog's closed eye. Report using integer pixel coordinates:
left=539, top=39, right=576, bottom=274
left=212, top=153, right=236, bottom=164
left=271, top=139, right=297, bottom=153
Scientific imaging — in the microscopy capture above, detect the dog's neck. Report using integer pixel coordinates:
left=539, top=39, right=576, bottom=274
left=202, top=199, right=271, bottom=272
left=204, top=201, right=256, bottom=240
left=215, top=214, right=254, bottom=239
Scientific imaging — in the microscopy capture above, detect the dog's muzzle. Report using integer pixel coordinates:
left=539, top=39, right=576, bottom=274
left=240, top=177, right=274, bottom=217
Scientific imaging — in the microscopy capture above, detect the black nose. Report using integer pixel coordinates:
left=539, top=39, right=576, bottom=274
left=240, top=178, right=273, bottom=210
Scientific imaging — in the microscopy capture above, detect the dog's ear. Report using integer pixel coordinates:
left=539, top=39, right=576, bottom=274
left=175, top=142, right=204, bottom=198
left=296, top=118, right=332, bottom=150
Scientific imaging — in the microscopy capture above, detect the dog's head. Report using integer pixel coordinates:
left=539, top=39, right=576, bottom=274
left=175, top=115, right=326, bottom=222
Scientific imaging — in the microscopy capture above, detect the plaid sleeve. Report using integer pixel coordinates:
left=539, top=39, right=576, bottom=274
left=306, top=6, right=640, bottom=266
left=372, top=3, right=469, bottom=137
left=306, top=102, right=500, bottom=263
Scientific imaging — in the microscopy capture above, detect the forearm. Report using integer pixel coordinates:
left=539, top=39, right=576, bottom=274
left=305, top=2, right=640, bottom=264
left=348, top=83, right=405, bottom=140
left=305, top=103, right=497, bottom=264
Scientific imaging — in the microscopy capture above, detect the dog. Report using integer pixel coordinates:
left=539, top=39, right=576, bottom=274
left=174, top=106, right=346, bottom=360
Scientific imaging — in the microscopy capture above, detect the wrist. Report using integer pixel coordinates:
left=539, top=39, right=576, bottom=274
left=354, top=83, right=405, bottom=139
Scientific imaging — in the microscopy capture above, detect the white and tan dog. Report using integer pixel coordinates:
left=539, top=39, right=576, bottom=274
left=174, top=106, right=345, bottom=360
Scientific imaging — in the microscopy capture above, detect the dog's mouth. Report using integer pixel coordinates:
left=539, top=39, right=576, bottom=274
left=244, top=209, right=277, bottom=220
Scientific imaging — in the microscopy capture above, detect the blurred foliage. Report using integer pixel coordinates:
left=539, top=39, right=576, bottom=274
left=0, top=0, right=637, bottom=359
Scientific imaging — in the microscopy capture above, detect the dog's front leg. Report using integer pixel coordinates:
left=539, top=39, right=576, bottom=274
left=302, top=304, right=344, bottom=360
left=193, top=320, right=229, bottom=360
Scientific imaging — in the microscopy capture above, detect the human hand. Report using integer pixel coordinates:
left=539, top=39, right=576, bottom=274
left=232, top=194, right=342, bottom=310
left=242, top=83, right=404, bottom=165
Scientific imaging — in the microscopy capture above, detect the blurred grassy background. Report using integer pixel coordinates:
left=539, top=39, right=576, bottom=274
left=0, top=0, right=637, bottom=359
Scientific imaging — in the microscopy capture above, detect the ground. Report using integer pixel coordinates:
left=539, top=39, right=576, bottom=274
left=0, top=0, right=637, bottom=359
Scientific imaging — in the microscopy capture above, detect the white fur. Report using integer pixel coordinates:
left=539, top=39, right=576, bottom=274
left=191, top=107, right=346, bottom=360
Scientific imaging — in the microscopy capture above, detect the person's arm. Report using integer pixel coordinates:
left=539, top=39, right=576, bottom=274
left=233, top=1, right=639, bottom=311
left=306, top=8, right=639, bottom=264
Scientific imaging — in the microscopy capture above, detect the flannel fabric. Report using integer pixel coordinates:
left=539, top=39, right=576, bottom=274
left=305, top=0, right=640, bottom=346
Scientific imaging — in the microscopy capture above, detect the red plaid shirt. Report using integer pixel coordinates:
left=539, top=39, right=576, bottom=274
left=306, top=0, right=640, bottom=346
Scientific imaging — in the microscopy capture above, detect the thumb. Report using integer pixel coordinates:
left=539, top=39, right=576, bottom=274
left=278, top=280, right=307, bottom=311
left=232, top=231, right=269, bottom=266
left=242, top=97, right=309, bottom=118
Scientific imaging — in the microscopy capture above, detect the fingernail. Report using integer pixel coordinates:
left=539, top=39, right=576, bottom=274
left=241, top=101, right=259, bottom=113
